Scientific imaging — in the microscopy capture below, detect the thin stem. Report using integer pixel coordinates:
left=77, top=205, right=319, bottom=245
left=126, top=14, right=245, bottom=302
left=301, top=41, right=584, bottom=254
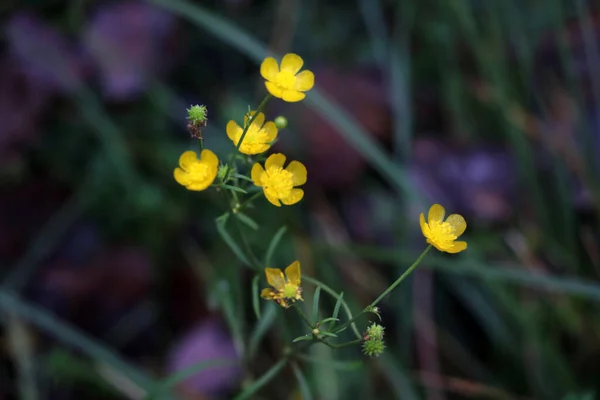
left=317, top=338, right=362, bottom=349
left=369, top=245, right=432, bottom=308
left=238, top=192, right=262, bottom=210
left=293, top=303, right=313, bottom=329
left=235, top=95, right=272, bottom=152
left=331, top=245, right=432, bottom=334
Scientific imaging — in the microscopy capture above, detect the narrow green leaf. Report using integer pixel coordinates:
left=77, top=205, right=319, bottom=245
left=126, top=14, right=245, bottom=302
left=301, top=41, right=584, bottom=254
left=148, top=359, right=238, bottom=398
left=329, top=292, right=344, bottom=331
left=215, top=215, right=250, bottom=266
left=291, top=363, right=313, bottom=400
left=292, top=335, right=313, bottom=343
left=233, top=358, right=287, bottom=400
left=319, top=317, right=339, bottom=325
left=312, top=286, right=321, bottom=323
left=265, top=226, right=287, bottom=267
left=233, top=173, right=253, bottom=182
left=319, top=331, right=338, bottom=338
left=235, top=212, right=259, bottom=231
left=252, top=275, right=261, bottom=320
left=222, top=184, right=247, bottom=194
left=248, top=303, right=277, bottom=359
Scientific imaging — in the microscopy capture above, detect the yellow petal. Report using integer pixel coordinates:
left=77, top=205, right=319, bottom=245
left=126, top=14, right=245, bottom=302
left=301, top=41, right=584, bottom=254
left=265, top=81, right=283, bottom=98
left=446, top=214, right=467, bottom=237
left=281, top=188, right=304, bottom=205
left=262, top=121, right=278, bottom=142
left=200, top=149, right=219, bottom=170
left=282, top=90, right=306, bottom=102
left=265, top=268, right=285, bottom=290
left=186, top=180, right=212, bottom=191
left=260, top=288, right=276, bottom=299
left=284, top=261, right=301, bottom=285
left=446, top=241, right=468, bottom=254
left=428, top=204, right=445, bottom=223
left=244, top=111, right=265, bottom=128
left=294, top=70, right=314, bottom=91
left=174, top=168, right=191, bottom=186
left=285, top=161, right=307, bottom=186
left=260, top=57, right=279, bottom=81
left=251, top=163, right=265, bottom=186
left=264, top=190, right=282, bottom=207
left=226, top=120, right=241, bottom=142
left=179, top=151, right=198, bottom=171
left=280, top=53, right=303, bottom=74
left=265, top=153, right=286, bottom=170
left=419, top=213, right=431, bottom=237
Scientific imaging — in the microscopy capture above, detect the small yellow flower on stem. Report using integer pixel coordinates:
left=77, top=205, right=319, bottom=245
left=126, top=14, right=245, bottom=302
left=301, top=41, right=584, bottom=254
left=260, top=261, right=303, bottom=308
left=251, top=153, right=307, bottom=207
left=173, top=150, right=219, bottom=191
left=226, top=111, right=278, bottom=155
left=260, top=53, right=314, bottom=102
left=420, top=204, right=467, bottom=253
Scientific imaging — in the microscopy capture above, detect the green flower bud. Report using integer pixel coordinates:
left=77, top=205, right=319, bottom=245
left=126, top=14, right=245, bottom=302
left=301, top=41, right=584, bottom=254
left=362, top=337, right=385, bottom=357
left=366, top=322, right=385, bottom=341
left=187, top=105, right=208, bottom=125
left=274, top=116, right=288, bottom=129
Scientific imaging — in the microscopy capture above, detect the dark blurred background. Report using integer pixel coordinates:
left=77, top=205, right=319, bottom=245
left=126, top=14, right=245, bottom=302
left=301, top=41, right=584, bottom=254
left=1, top=0, right=600, bottom=399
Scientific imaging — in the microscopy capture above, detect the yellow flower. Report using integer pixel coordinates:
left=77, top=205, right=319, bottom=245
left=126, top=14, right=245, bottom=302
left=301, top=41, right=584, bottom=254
left=226, top=111, right=278, bottom=155
left=261, top=261, right=303, bottom=308
left=260, top=53, right=314, bottom=102
left=251, top=153, right=307, bottom=207
left=173, top=150, right=219, bottom=191
left=420, top=204, right=467, bottom=253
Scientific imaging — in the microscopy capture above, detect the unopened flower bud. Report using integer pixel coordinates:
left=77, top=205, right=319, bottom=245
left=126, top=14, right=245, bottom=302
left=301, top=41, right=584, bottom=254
left=274, top=116, right=288, bottom=129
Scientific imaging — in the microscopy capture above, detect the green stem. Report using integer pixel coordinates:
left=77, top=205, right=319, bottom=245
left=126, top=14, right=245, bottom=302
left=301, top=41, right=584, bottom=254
left=198, top=138, right=204, bottom=153
left=332, top=245, right=432, bottom=334
left=238, top=192, right=262, bottom=210
left=236, top=95, right=272, bottom=152
left=293, top=302, right=313, bottom=329
left=369, top=245, right=432, bottom=308
left=317, top=338, right=362, bottom=349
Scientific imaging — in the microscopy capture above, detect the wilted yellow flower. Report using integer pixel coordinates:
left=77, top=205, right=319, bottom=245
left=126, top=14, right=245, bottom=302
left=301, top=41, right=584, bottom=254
left=173, top=150, right=219, bottom=191
left=226, top=111, right=278, bottom=155
left=420, top=204, right=467, bottom=253
left=261, top=261, right=303, bottom=308
left=251, top=153, right=307, bottom=207
left=260, top=53, right=314, bottom=102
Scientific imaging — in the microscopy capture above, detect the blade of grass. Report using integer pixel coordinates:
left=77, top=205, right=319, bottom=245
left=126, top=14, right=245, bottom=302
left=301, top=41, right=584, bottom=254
left=147, top=359, right=239, bottom=399
left=233, top=358, right=287, bottom=400
left=248, top=303, right=277, bottom=359
left=252, top=275, right=261, bottom=320
left=216, top=214, right=251, bottom=267
left=291, top=363, right=313, bottom=400
left=0, top=290, right=164, bottom=397
left=265, top=226, right=288, bottom=267
left=311, top=285, right=321, bottom=323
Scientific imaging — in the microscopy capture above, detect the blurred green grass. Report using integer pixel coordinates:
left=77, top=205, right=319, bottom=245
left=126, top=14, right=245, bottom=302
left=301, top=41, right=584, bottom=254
left=2, top=0, right=600, bottom=399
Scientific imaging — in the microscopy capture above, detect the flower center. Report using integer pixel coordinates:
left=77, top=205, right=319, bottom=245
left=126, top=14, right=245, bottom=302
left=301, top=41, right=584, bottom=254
left=428, top=220, right=456, bottom=244
left=261, top=167, right=294, bottom=199
left=189, top=162, right=209, bottom=180
left=281, top=283, right=299, bottom=299
left=275, top=70, right=296, bottom=89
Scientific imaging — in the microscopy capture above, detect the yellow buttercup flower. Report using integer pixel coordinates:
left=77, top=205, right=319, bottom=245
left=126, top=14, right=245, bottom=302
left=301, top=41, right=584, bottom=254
left=226, top=111, right=278, bottom=155
left=173, top=150, right=219, bottom=191
left=261, top=261, right=303, bottom=308
left=260, top=53, right=314, bottom=102
left=251, top=153, right=307, bottom=207
left=420, top=204, right=467, bottom=253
